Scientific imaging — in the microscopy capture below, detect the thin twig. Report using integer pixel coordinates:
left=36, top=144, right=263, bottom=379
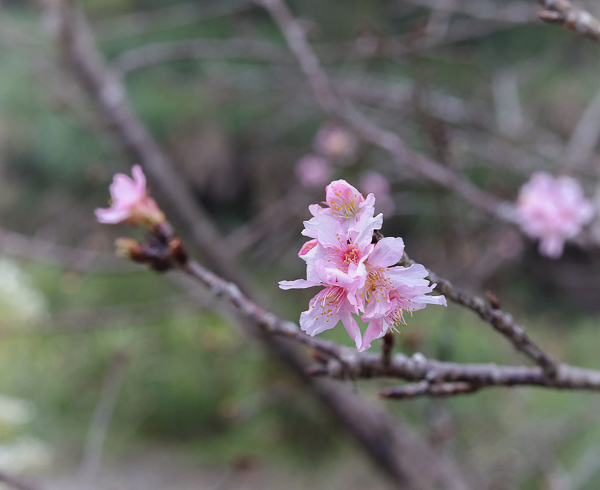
left=40, top=0, right=250, bottom=287
left=0, top=226, right=135, bottom=274
left=565, top=86, right=600, bottom=168
left=112, top=38, right=294, bottom=75
left=93, top=0, right=251, bottom=42
left=537, top=0, right=600, bottom=43
left=380, top=381, right=480, bottom=400
left=399, top=253, right=558, bottom=377
left=79, top=351, right=129, bottom=484
left=381, top=332, right=395, bottom=368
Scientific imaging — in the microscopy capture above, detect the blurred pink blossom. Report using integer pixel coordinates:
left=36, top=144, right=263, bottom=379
left=295, top=155, right=332, bottom=189
left=359, top=171, right=396, bottom=215
left=95, top=165, right=165, bottom=227
left=517, top=172, right=594, bottom=259
left=314, top=125, right=357, bottom=162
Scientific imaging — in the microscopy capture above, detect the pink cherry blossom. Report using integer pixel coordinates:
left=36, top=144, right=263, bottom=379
left=295, top=155, right=332, bottom=189
left=297, top=285, right=362, bottom=348
left=95, top=165, right=165, bottom=227
left=280, top=179, right=447, bottom=352
left=303, top=206, right=382, bottom=292
left=516, top=172, right=594, bottom=258
left=279, top=269, right=363, bottom=348
left=356, top=237, right=446, bottom=351
left=308, top=180, right=376, bottom=226
left=361, top=237, right=427, bottom=318
left=360, top=285, right=447, bottom=352
left=313, top=124, right=357, bottom=162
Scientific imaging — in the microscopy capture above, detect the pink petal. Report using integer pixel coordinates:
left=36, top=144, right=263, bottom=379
left=299, top=295, right=340, bottom=336
left=95, top=207, right=131, bottom=224
left=278, top=279, right=320, bottom=290
left=300, top=309, right=340, bottom=336
left=325, top=180, right=365, bottom=220
left=315, top=264, right=361, bottom=292
left=368, top=237, right=405, bottom=268
left=359, top=318, right=387, bottom=352
left=299, top=239, right=318, bottom=257
left=339, top=308, right=362, bottom=350
left=308, top=204, right=326, bottom=217
left=302, top=215, right=342, bottom=248
left=110, top=174, right=140, bottom=206
left=131, top=165, right=147, bottom=194
left=386, top=264, right=430, bottom=289
left=350, top=207, right=383, bottom=248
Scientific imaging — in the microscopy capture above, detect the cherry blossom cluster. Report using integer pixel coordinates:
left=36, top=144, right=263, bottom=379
left=516, top=172, right=595, bottom=259
left=280, top=180, right=446, bottom=352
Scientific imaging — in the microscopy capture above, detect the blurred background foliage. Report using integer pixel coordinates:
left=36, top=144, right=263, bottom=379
left=0, top=0, right=600, bottom=488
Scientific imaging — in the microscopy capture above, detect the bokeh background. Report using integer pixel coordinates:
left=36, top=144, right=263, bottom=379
left=0, top=0, right=599, bottom=488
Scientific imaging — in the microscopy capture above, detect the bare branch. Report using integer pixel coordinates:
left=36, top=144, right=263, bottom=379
left=112, top=38, right=294, bottom=75
left=381, top=332, right=395, bottom=368
left=380, top=381, right=480, bottom=400
left=0, top=226, right=135, bottom=274
left=179, top=257, right=600, bottom=393
left=537, top=0, right=600, bottom=43
left=565, top=86, right=600, bottom=168
left=399, top=254, right=558, bottom=377
left=79, top=351, right=129, bottom=484
left=39, top=0, right=248, bottom=286
left=93, top=0, right=251, bottom=42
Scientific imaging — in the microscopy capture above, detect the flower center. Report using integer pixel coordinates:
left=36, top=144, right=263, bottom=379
left=364, top=268, right=393, bottom=304
left=343, top=245, right=359, bottom=266
left=312, top=287, right=345, bottom=321
left=386, top=308, right=407, bottom=333
left=329, top=189, right=361, bottom=219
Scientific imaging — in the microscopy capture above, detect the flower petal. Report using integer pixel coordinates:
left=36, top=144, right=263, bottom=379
left=278, top=279, right=320, bottom=290
left=339, top=308, right=362, bottom=350
left=94, top=207, right=131, bottom=224
left=368, top=237, right=405, bottom=268
left=359, top=318, right=387, bottom=352
left=386, top=264, right=430, bottom=288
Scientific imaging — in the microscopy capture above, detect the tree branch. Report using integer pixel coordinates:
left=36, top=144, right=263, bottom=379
left=40, top=0, right=247, bottom=286
left=112, top=38, right=293, bottom=75
left=179, top=258, right=600, bottom=393
left=398, top=254, right=558, bottom=377
left=537, top=0, right=600, bottom=43
left=380, top=381, right=481, bottom=400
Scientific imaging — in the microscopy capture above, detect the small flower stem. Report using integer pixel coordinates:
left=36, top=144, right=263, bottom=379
left=381, top=331, right=395, bottom=368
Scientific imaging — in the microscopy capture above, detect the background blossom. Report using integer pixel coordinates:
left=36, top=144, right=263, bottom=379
left=517, top=172, right=595, bottom=258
